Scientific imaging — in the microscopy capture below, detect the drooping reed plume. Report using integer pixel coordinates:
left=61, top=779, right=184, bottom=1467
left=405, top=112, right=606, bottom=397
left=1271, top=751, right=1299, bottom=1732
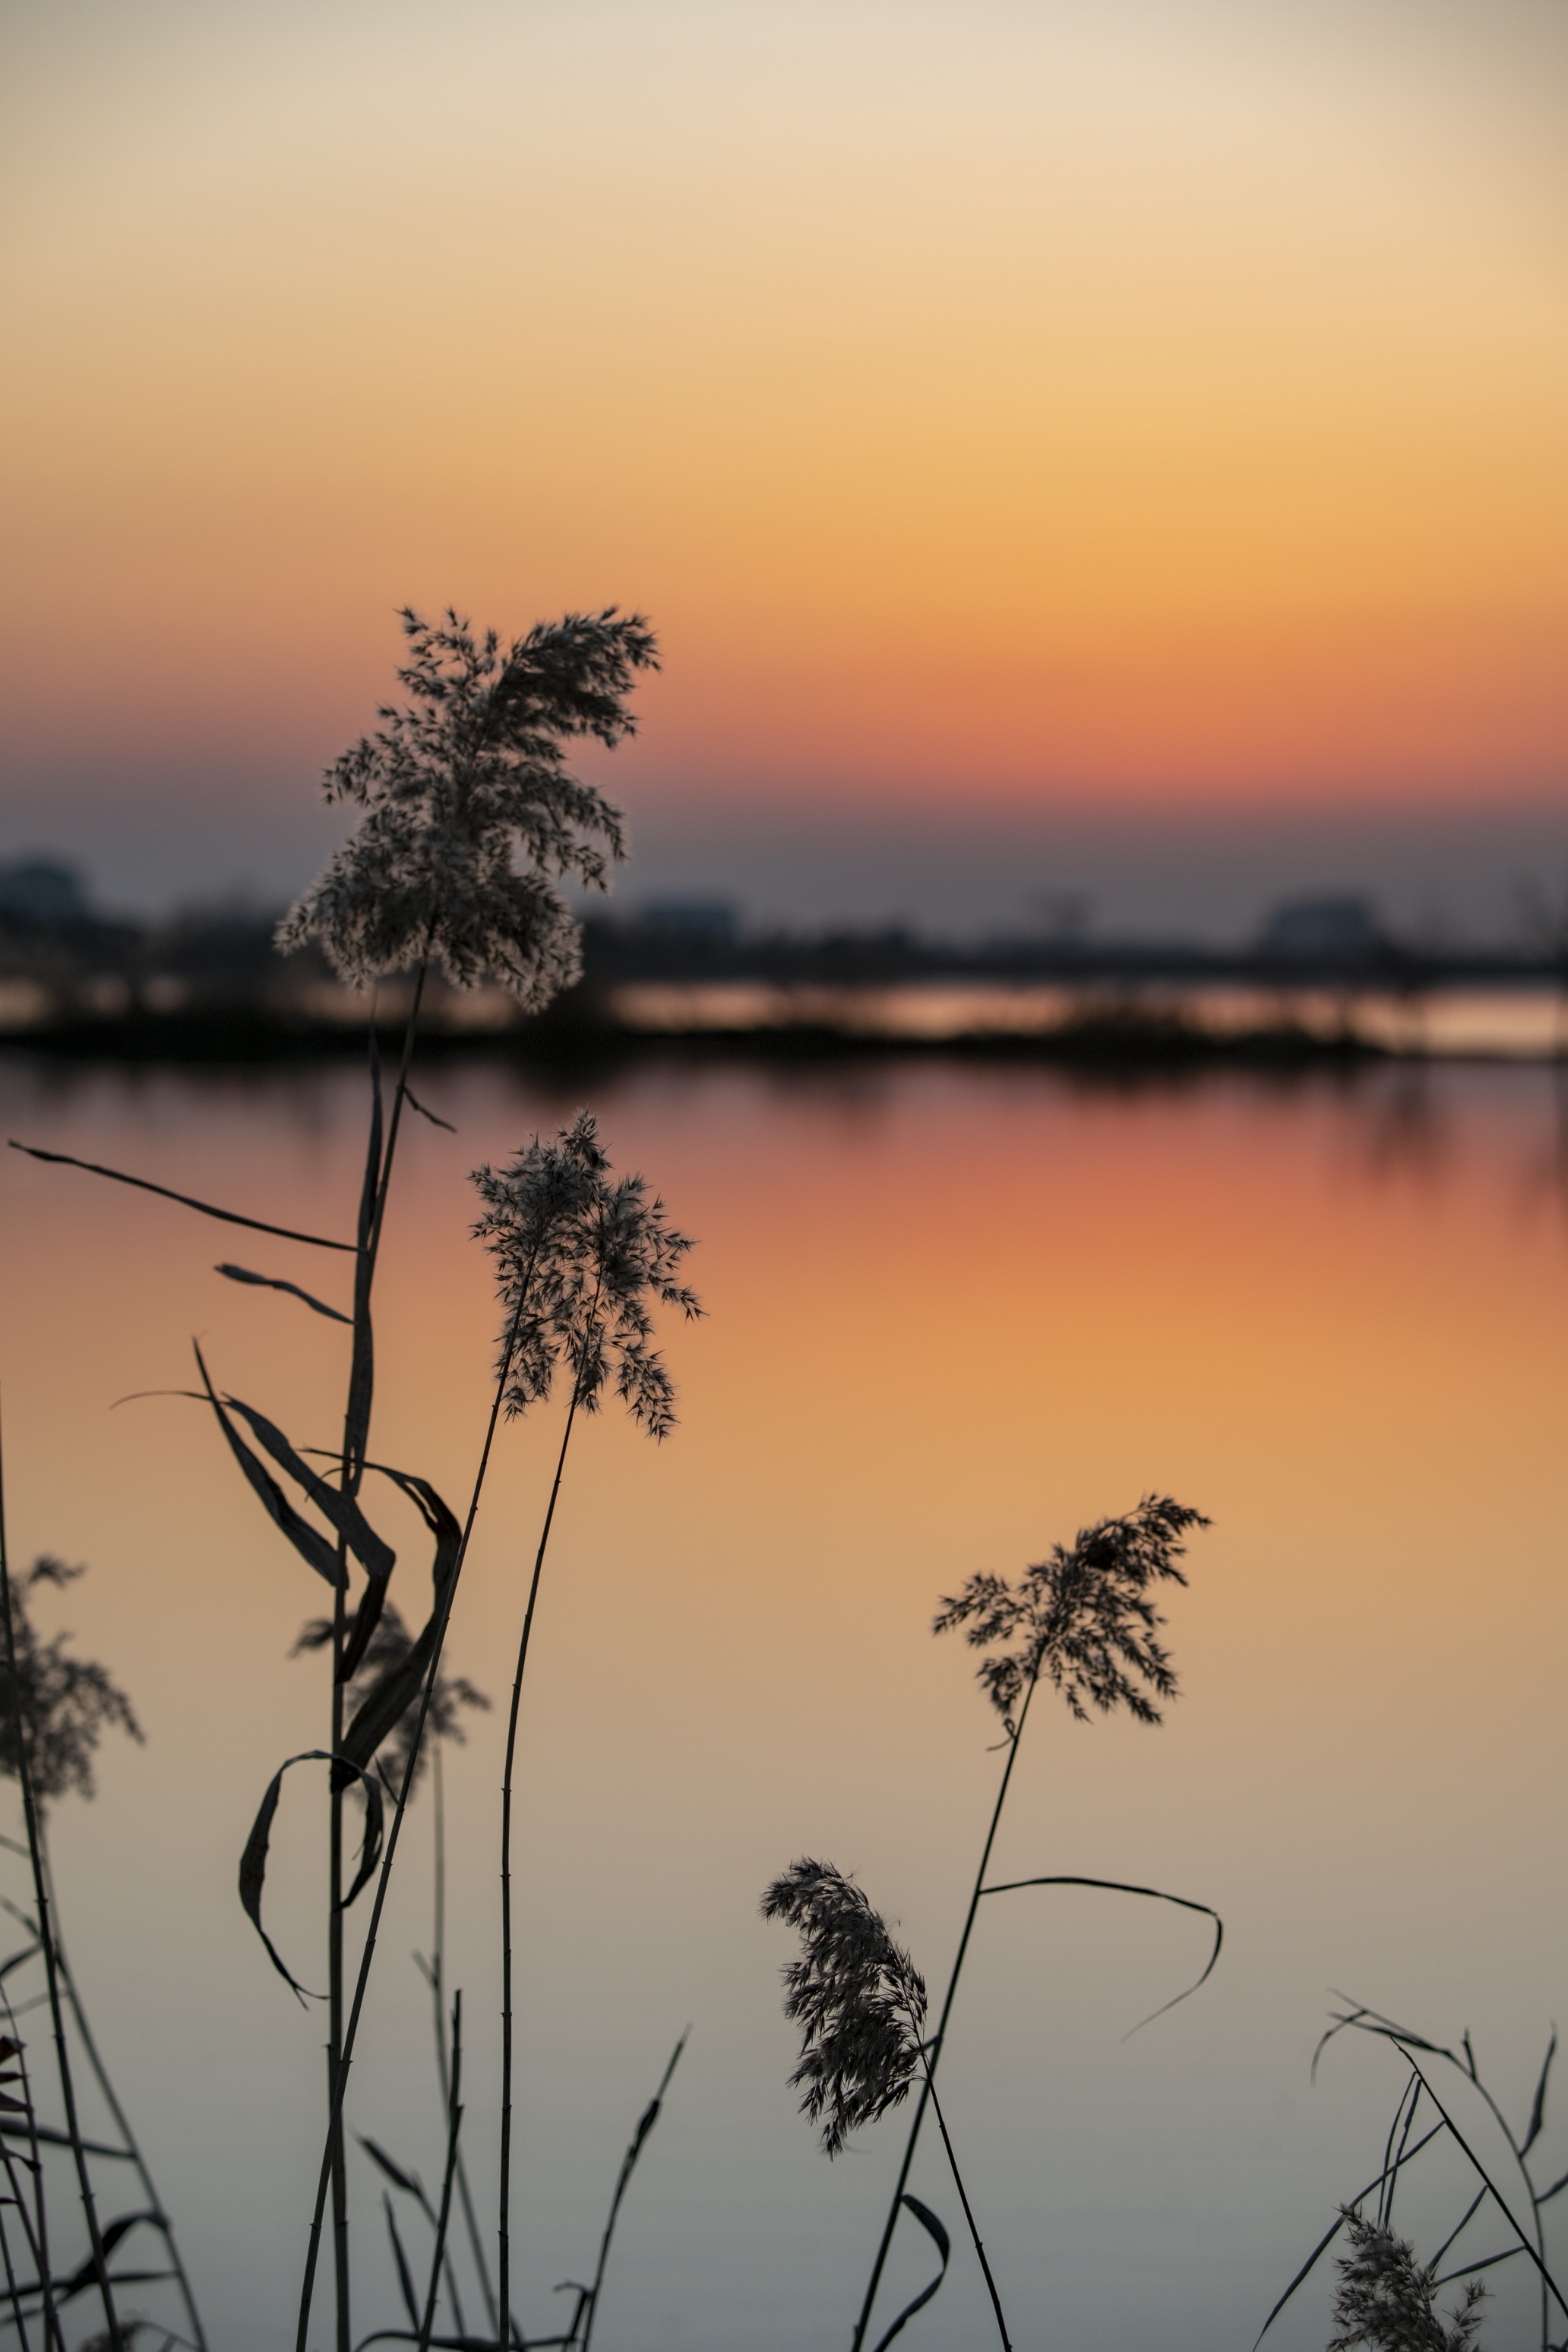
left=763, top=1860, right=1012, bottom=2350
left=473, top=1113, right=700, bottom=2346
left=851, top=1497, right=1211, bottom=2352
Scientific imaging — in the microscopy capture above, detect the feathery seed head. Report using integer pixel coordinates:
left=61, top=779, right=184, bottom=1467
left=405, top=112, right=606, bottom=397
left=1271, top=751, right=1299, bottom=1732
left=1328, top=2209, right=1486, bottom=2352
left=761, top=1859, right=928, bottom=2158
left=934, top=1495, right=1207, bottom=1728
left=0, top=1560, right=143, bottom=1805
left=471, top=1111, right=701, bottom=1434
left=277, top=607, right=656, bottom=1000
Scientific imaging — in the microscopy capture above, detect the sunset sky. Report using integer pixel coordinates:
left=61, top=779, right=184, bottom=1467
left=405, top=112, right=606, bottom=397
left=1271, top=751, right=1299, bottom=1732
left=3, top=0, right=1566, bottom=932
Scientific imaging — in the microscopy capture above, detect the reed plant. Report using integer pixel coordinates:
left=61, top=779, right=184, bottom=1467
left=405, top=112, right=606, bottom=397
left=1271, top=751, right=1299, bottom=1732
left=0, top=1510, right=204, bottom=2352
left=10, top=605, right=672, bottom=2350
left=836, top=1495, right=1216, bottom=2351
left=1261, top=2003, right=1568, bottom=2352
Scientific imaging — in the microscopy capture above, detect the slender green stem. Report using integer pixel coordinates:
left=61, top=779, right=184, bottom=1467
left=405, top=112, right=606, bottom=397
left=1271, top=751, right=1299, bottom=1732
left=323, top=959, right=428, bottom=2350
left=427, top=1743, right=485, bottom=2338
left=365, top=954, right=432, bottom=1289
left=0, top=1980, right=61, bottom=2352
left=497, top=1390, right=584, bottom=2347
left=918, top=2058, right=1011, bottom=2352
left=850, top=1670, right=1043, bottom=2352
left=295, top=1283, right=536, bottom=2352
left=416, top=1993, right=463, bottom=2352
left=329, top=1572, right=349, bottom=2352
left=0, top=1408, right=122, bottom=2349
left=578, top=2034, right=687, bottom=2352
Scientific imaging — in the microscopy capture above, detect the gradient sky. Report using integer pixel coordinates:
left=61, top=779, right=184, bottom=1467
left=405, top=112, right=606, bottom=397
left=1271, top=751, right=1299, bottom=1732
left=3, top=0, right=1566, bottom=926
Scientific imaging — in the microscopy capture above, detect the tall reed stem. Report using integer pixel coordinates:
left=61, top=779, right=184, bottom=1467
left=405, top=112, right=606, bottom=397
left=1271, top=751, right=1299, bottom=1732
left=296, top=1279, right=537, bottom=2352
left=429, top=1740, right=498, bottom=2337
left=851, top=1669, right=1043, bottom=2352
left=327, top=955, right=430, bottom=2352
left=497, top=1388, right=584, bottom=2347
left=918, top=2057, right=1011, bottom=2352
left=0, top=1409, right=122, bottom=2349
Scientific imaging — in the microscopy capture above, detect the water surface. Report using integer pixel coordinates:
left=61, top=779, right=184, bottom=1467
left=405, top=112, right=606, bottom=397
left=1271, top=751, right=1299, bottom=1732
left=0, top=1052, right=1564, bottom=2351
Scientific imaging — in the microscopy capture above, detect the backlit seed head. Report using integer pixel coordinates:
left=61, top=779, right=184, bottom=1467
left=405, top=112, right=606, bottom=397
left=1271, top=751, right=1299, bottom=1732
left=934, top=1495, right=1207, bottom=1728
left=277, top=606, right=656, bottom=1001
left=761, top=1859, right=928, bottom=2158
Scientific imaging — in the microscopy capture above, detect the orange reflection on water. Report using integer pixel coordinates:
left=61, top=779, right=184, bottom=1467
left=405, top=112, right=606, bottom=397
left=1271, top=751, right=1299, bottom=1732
left=0, top=1053, right=1566, bottom=2351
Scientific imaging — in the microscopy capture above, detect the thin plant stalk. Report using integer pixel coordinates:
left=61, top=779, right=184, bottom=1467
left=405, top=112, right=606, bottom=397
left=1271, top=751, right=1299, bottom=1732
left=915, top=2057, right=1011, bottom=2352
left=0, top=1981, right=60, bottom=2352
left=0, top=2194, right=30, bottom=2352
left=425, top=1740, right=488, bottom=2337
left=851, top=1668, right=1043, bottom=2351
left=40, top=1837, right=207, bottom=2352
left=577, top=2034, right=687, bottom=2352
left=0, top=1412, right=122, bottom=2351
left=497, top=1382, right=586, bottom=2347
left=295, top=1278, right=539, bottom=2352
left=416, top=1992, right=463, bottom=2352
left=327, top=956, right=428, bottom=2352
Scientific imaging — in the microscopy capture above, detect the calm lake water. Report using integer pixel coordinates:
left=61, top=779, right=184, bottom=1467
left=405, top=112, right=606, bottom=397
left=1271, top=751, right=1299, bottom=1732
left=0, top=1050, right=1565, bottom=2352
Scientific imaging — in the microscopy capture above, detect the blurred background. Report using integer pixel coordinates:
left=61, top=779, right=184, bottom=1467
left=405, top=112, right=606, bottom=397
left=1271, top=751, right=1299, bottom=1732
left=2, top=8, right=1566, bottom=2350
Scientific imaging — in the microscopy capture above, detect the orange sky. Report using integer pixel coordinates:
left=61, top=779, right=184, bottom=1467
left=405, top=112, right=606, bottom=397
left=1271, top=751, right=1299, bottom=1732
left=2, top=0, right=1566, bottom=899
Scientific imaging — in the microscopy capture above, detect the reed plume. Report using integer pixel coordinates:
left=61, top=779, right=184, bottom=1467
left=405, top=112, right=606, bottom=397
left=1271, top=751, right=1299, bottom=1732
left=0, top=1561, right=141, bottom=1804
left=476, top=1111, right=701, bottom=2346
left=276, top=606, right=654, bottom=1002
left=761, top=1860, right=928, bottom=2158
left=763, top=1860, right=1012, bottom=2348
left=852, top=1496, right=1210, bottom=2352
left=1329, top=2211, right=1486, bottom=2352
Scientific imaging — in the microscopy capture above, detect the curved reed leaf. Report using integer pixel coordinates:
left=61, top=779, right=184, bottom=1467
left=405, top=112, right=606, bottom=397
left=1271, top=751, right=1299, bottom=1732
left=382, top=2196, right=419, bottom=2331
left=214, top=1266, right=351, bottom=1325
left=192, top=1348, right=343, bottom=1590
left=868, top=2196, right=951, bottom=2352
left=7, top=1143, right=352, bottom=1251
left=1388, top=2042, right=1568, bottom=2320
left=978, top=1874, right=1222, bottom=2032
left=217, top=1395, right=394, bottom=1584
left=239, top=1751, right=384, bottom=2000
left=1524, top=2031, right=1557, bottom=2158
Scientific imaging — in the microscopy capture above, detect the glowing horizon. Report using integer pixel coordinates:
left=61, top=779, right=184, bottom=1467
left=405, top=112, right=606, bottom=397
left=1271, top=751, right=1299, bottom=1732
left=3, top=0, right=1566, bottom=865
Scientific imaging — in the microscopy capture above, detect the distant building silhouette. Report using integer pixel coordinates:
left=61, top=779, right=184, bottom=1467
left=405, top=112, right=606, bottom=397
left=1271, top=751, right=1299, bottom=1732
left=0, top=858, right=90, bottom=925
left=1257, top=895, right=1383, bottom=964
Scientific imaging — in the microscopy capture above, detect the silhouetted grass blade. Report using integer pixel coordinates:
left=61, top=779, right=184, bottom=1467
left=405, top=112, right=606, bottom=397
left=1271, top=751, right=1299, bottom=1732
left=217, top=1395, right=394, bottom=1583
left=192, top=1348, right=344, bottom=1590
left=382, top=2196, right=418, bottom=2331
left=978, top=1874, right=1222, bottom=2031
left=868, top=2196, right=951, bottom=2352
left=358, top=2142, right=424, bottom=2205
left=8, top=1143, right=353, bottom=1251
left=577, top=2031, right=688, bottom=2352
left=214, top=1267, right=352, bottom=1324
left=402, top=1089, right=455, bottom=1134
left=56, top=2212, right=164, bottom=2300
left=239, top=1751, right=385, bottom=1995
left=1388, top=2041, right=1568, bottom=2319
left=1525, top=2031, right=1557, bottom=2157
